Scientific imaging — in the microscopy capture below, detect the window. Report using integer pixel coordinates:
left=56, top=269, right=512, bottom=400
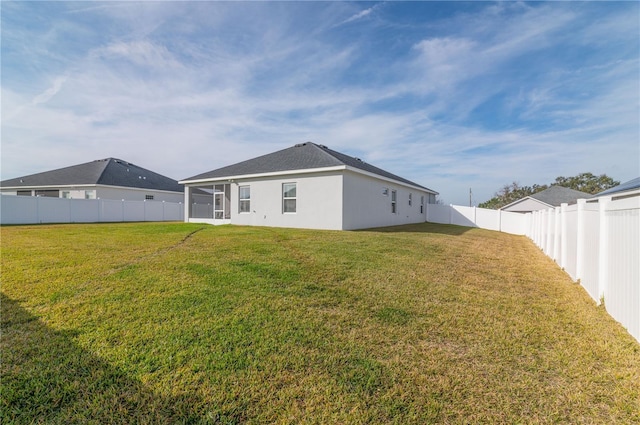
left=239, top=186, right=251, bottom=213
left=145, top=195, right=154, bottom=200
left=35, top=190, right=59, bottom=198
left=420, top=195, right=425, bottom=214
left=62, top=191, right=71, bottom=199
left=409, top=193, right=412, bottom=206
left=283, top=183, right=297, bottom=213
left=17, top=190, right=31, bottom=196
left=85, top=190, right=96, bottom=199
left=391, top=190, right=397, bottom=214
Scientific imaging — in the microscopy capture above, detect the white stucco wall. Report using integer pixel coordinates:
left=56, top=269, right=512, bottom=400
left=228, top=171, right=344, bottom=230
left=342, top=171, right=429, bottom=230
left=96, top=186, right=184, bottom=202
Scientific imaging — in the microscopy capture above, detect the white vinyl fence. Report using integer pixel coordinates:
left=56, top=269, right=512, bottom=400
left=426, top=204, right=530, bottom=235
left=0, top=195, right=184, bottom=225
left=528, top=195, right=640, bottom=343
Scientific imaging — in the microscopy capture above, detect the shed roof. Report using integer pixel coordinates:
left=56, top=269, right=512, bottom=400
left=1, top=158, right=183, bottom=193
left=501, top=185, right=592, bottom=210
left=182, top=142, right=437, bottom=193
left=528, top=185, right=592, bottom=206
left=595, top=177, right=640, bottom=197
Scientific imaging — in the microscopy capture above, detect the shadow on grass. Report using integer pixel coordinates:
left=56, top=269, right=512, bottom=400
left=363, top=222, right=474, bottom=236
left=0, top=293, right=209, bottom=424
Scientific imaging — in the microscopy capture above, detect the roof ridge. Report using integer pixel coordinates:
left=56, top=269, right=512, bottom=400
left=95, top=158, right=116, bottom=185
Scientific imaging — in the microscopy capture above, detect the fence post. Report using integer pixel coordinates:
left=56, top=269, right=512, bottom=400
left=575, top=198, right=586, bottom=282
left=597, top=196, right=611, bottom=304
left=560, top=203, right=568, bottom=270
left=121, top=199, right=125, bottom=222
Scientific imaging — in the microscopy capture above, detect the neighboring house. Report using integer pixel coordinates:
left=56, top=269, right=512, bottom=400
left=594, top=177, right=640, bottom=199
left=0, top=158, right=184, bottom=202
left=501, top=185, right=592, bottom=213
left=179, top=142, right=438, bottom=230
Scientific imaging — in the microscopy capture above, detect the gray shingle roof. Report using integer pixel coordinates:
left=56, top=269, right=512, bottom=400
left=182, top=142, right=437, bottom=193
left=529, top=185, right=592, bottom=206
left=595, top=177, right=640, bottom=196
left=1, top=158, right=183, bottom=193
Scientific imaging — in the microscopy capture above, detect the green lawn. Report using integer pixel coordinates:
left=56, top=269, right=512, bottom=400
left=1, top=222, right=639, bottom=424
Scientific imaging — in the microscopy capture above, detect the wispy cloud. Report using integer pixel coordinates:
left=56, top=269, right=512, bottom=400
left=338, top=5, right=376, bottom=26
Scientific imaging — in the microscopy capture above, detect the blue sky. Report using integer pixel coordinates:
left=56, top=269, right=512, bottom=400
left=2, top=1, right=638, bottom=205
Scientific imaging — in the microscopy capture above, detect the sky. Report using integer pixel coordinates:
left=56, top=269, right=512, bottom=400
left=1, top=1, right=638, bottom=206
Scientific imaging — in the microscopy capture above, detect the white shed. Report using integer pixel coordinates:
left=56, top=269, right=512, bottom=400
left=501, top=185, right=592, bottom=213
left=179, top=142, right=438, bottom=230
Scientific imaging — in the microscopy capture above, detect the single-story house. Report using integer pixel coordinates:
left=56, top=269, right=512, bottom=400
left=0, top=158, right=184, bottom=202
left=501, top=185, right=592, bottom=213
left=594, top=177, right=640, bottom=199
left=179, top=142, right=438, bottom=230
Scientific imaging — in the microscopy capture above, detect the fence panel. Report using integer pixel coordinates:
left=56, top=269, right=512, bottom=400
left=143, top=201, right=165, bottom=222
left=475, top=208, right=499, bottom=231
left=426, top=204, right=451, bottom=224
left=101, top=199, right=125, bottom=222
left=500, top=210, right=527, bottom=235
left=579, top=204, right=600, bottom=302
left=37, top=197, right=71, bottom=223
left=563, top=205, right=578, bottom=280
left=1, top=195, right=39, bottom=224
left=450, top=206, right=476, bottom=227
left=163, top=201, right=184, bottom=221
left=604, top=197, right=640, bottom=343
left=69, top=198, right=100, bottom=222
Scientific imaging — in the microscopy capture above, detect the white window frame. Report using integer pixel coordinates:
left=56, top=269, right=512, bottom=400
left=391, top=190, right=397, bottom=214
left=420, top=195, right=425, bottom=214
left=145, top=195, right=154, bottom=201
left=239, top=185, right=251, bottom=213
left=283, top=182, right=297, bottom=214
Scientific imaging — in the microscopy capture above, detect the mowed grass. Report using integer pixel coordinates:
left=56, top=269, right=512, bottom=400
left=1, top=222, right=639, bottom=424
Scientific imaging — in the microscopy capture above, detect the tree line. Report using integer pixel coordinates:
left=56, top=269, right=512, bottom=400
left=479, top=172, right=619, bottom=210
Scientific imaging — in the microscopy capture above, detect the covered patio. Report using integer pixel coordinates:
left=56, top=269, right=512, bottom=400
left=185, top=183, right=231, bottom=225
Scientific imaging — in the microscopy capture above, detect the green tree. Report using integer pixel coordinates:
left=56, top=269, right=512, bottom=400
left=479, top=173, right=619, bottom=210
left=552, top=172, right=619, bottom=194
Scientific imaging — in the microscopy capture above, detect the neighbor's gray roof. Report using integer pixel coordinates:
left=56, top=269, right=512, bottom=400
left=595, top=177, right=640, bottom=197
left=529, top=185, right=592, bottom=206
left=1, top=158, right=183, bottom=193
left=182, top=142, right=437, bottom=193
